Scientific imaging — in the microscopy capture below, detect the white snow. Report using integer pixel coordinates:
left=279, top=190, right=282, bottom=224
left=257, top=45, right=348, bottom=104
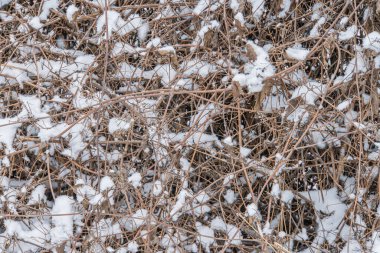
left=96, top=11, right=149, bottom=42
left=75, top=180, right=97, bottom=203
left=249, top=0, right=265, bottom=20
left=234, top=12, right=246, bottom=25
left=0, top=115, right=23, bottom=153
left=363, top=31, right=380, bottom=53
left=339, top=17, right=349, bottom=27
left=363, top=7, right=372, bottom=23
left=338, top=25, right=357, bottom=41
left=91, top=218, right=121, bottom=242
left=158, top=45, right=176, bottom=55
left=0, top=1, right=377, bottom=252
left=188, top=103, right=217, bottom=130
left=0, top=176, right=10, bottom=190
left=286, top=46, right=310, bottom=61
left=151, top=64, right=177, bottom=87
left=362, top=93, right=371, bottom=104
left=180, top=60, right=217, bottom=78
left=112, top=42, right=143, bottom=56
left=230, top=0, right=239, bottom=12
left=61, top=121, right=89, bottom=159
left=280, top=190, right=294, bottom=204
left=191, top=20, right=220, bottom=51
left=223, top=174, right=235, bottom=185
left=246, top=203, right=262, bottom=220
left=210, top=217, right=242, bottom=245
left=224, top=189, right=236, bottom=204
left=1, top=220, right=50, bottom=252
left=371, top=232, right=380, bottom=253
left=66, top=5, right=79, bottom=22
left=108, top=118, right=132, bottom=134
left=96, top=10, right=123, bottom=38
left=147, top=37, right=161, bottom=48
left=299, top=188, right=347, bottom=247
left=295, top=228, right=308, bottom=241
left=194, top=191, right=210, bottom=204
left=340, top=239, right=362, bottom=252
left=170, top=189, right=192, bottom=221
left=27, top=185, right=47, bottom=205
left=278, top=0, right=291, bottom=18
left=193, top=0, right=211, bottom=15
left=310, top=17, right=326, bottom=37
left=375, top=55, right=380, bottom=69
left=334, top=48, right=368, bottom=84
left=196, top=222, right=214, bottom=253
left=337, top=99, right=351, bottom=111
left=0, top=12, right=13, bottom=21
left=122, top=209, right=149, bottom=232
left=138, top=22, right=150, bottom=41
left=127, top=241, right=139, bottom=253
left=0, top=0, right=12, bottom=8
left=223, top=136, right=235, bottom=146
left=291, top=81, right=326, bottom=105
left=262, top=91, right=288, bottom=112
left=28, top=17, right=43, bottom=30
left=152, top=180, right=163, bottom=196
left=1, top=62, right=30, bottom=84
left=50, top=196, right=75, bottom=245
left=271, top=182, right=281, bottom=198
left=240, top=147, right=252, bottom=158
left=39, top=0, right=59, bottom=21
left=311, top=3, right=323, bottom=21
left=232, top=41, right=276, bottom=93
left=100, top=176, right=115, bottom=205
left=128, top=172, right=142, bottom=188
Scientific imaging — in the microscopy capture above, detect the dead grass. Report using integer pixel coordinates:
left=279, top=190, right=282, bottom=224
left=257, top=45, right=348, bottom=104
left=1, top=0, right=380, bottom=252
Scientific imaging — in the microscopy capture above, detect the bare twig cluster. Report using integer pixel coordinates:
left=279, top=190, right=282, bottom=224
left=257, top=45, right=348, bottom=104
left=1, top=0, right=380, bottom=252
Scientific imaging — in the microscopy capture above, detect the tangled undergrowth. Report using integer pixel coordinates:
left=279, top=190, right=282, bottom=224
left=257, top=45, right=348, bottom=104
left=1, top=0, right=380, bottom=252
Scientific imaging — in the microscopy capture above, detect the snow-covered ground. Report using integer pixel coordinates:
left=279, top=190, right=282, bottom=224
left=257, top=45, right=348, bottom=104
left=0, top=0, right=380, bottom=252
